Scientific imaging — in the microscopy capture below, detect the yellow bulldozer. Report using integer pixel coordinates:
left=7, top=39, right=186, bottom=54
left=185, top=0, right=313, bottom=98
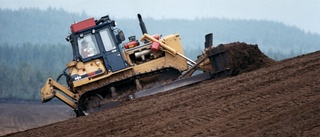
left=41, top=14, right=233, bottom=116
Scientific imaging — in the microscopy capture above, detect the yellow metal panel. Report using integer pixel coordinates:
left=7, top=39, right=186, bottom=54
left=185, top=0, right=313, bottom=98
left=161, top=34, right=185, bottom=55
left=40, top=78, right=78, bottom=109
left=54, top=92, right=77, bottom=109
left=40, top=78, right=55, bottom=103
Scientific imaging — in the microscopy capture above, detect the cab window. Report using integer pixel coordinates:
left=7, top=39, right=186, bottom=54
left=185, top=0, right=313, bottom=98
left=78, top=34, right=100, bottom=58
left=100, top=28, right=116, bottom=51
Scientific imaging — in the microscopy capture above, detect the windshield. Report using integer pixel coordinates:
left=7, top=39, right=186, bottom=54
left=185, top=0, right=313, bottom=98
left=78, top=34, right=100, bottom=58
left=100, top=28, right=116, bottom=51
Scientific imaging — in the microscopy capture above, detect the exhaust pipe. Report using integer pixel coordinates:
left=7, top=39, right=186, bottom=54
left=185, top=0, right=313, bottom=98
left=205, top=33, right=213, bottom=48
left=138, top=14, right=148, bottom=34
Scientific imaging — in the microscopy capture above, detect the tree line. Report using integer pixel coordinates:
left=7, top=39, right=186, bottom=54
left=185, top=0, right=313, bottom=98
left=1, top=8, right=319, bottom=53
left=0, top=43, right=71, bottom=101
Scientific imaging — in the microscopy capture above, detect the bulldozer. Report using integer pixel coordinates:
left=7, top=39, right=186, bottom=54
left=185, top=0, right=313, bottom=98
left=41, top=14, right=233, bottom=116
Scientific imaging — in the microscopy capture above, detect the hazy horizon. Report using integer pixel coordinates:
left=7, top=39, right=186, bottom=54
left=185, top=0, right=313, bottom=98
left=1, top=0, right=319, bottom=34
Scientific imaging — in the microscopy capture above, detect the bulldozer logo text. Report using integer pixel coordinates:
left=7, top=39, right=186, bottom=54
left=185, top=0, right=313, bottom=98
left=74, top=75, right=82, bottom=81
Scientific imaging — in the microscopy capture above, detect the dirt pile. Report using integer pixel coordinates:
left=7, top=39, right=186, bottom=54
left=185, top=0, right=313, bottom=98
left=6, top=44, right=320, bottom=137
left=223, top=42, right=275, bottom=75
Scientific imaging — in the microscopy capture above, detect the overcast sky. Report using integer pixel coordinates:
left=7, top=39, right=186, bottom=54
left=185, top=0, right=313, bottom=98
left=1, top=0, right=319, bottom=34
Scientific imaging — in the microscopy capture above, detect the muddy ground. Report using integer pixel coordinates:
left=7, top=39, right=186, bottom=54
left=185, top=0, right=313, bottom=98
left=4, top=43, right=320, bottom=136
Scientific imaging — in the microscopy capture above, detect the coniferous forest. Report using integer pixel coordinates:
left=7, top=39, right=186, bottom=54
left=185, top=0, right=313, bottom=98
left=0, top=8, right=319, bottom=101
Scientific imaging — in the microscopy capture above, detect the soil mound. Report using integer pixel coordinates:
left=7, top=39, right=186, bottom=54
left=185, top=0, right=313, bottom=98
left=223, top=42, right=275, bottom=75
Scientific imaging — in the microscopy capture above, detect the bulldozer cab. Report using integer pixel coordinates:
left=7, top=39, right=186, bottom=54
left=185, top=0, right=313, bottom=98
left=67, top=16, right=127, bottom=72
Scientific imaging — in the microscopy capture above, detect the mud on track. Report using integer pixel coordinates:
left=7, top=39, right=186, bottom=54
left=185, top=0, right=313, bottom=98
left=6, top=45, right=320, bottom=136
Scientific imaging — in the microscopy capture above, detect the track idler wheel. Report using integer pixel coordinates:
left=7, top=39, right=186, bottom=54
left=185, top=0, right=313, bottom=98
left=78, top=94, right=103, bottom=116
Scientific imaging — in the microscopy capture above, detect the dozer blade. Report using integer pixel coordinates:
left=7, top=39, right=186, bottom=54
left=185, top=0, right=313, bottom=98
left=205, top=44, right=233, bottom=78
left=201, top=33, right=232, bottom=78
